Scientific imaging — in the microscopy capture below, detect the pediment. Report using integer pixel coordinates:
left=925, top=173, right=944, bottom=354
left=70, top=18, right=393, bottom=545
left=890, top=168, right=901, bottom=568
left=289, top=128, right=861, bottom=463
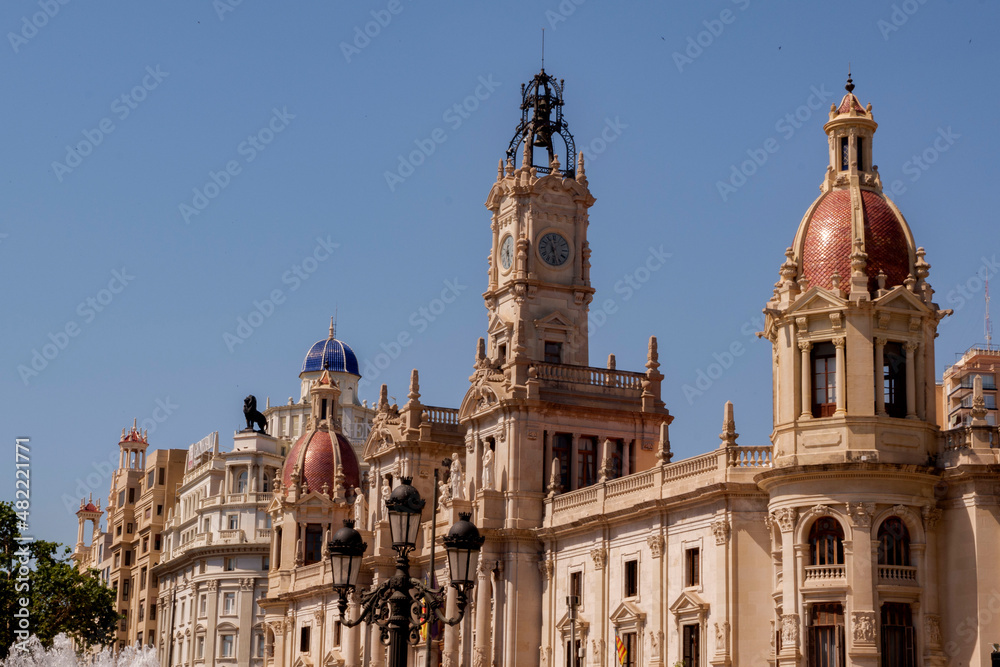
left=556, top=611, right=590, bottom=633
left=535, top=310, right=574, bottom=331
left=668, top=590, right=708, bottom=615
left=363, top=423, right=397, bottom=460
left=785, top=288, right=846, bottom=314
left=293, top=656, right=315, bottom=667
left=322, top=650, right=344, bottom=667
left=487, top=314, right=510, bottom=336
left=874, top=285, right=932, bottom=312
left=609, top=600, right=646, bottom=624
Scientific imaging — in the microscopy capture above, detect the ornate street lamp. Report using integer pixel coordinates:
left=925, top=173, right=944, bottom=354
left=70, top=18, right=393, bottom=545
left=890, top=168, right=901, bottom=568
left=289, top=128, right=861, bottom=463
left=328, top=477, right=484, bottom=667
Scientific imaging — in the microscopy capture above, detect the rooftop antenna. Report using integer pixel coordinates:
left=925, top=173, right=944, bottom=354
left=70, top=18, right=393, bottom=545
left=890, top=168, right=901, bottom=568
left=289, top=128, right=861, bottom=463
left=986, top=277, right=993, bottom=349
left=541, top=28, right=545, bottom=71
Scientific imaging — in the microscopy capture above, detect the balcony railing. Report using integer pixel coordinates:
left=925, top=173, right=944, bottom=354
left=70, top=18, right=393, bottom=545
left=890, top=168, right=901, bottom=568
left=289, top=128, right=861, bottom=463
left=804, top=564, right=845, bottom=581
left=878, top=565, right=917, bottom=584
left=532, top=362, right=646, bottom=394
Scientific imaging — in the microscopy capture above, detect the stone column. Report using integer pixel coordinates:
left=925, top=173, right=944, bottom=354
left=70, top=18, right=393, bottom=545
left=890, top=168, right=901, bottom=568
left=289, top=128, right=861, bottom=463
left=799, top=342, right=812, bottom=419
left=874, top=337, right=887, bottom=416
left=205, top=581, right=219, bottom=662
left=834, top=337, right=846, bottom=415
left=474, top=559, right=493, bottom=667
left=915, top=341, right=926, bottom=420
left=904, top=342, right=918, bottom=419
left=847, top=503, right=877, bottom=667
left=921, top=507, right=945, bottom=666
left=238, top=580, right=255, bottom=665
left=774, top=508, right=800, bottom=667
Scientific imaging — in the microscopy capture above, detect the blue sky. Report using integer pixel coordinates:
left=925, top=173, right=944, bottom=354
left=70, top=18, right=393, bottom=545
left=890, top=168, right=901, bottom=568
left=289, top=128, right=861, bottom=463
left=3, top=1, right=998, bottom=548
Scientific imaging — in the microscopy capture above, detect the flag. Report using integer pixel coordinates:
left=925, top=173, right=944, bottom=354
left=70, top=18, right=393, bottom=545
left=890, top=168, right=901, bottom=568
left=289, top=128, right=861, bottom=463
left=615, top=633, right=627, bottom=666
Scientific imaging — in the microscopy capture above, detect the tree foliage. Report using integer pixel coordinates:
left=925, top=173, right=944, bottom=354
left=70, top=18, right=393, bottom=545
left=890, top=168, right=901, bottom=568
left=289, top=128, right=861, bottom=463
left=0, top=501, right=118, bottom=658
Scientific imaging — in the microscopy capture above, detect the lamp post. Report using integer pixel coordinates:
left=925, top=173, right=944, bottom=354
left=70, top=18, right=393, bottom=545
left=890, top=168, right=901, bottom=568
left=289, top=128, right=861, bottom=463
left=328, top=476, right=484, bottom=667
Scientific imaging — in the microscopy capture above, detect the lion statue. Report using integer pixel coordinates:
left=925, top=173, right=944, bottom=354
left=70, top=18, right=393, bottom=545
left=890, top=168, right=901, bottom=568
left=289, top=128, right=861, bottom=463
left=243, top=395, right=268, bottom=433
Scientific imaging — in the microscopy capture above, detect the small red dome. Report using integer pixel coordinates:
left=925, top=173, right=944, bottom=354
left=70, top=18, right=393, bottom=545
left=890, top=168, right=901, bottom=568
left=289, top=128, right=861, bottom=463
left=800, top=189, right=911, bottom=294
left=282, top=428, right=360, bottom=493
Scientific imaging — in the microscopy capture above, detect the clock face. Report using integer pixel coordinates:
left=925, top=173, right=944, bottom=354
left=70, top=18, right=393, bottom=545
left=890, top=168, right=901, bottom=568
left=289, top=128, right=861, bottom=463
left=538, top=232, right=570, bottom=267
left=500, top=235, right=514, bottom=270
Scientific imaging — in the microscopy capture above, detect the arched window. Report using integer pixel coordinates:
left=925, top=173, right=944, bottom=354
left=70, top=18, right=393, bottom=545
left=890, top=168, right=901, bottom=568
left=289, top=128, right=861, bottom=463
left=877, top=517, right=910, bottom=566
left=236, top=471, right=248, bottom=494
left=809, top=517, right=844, bottom=565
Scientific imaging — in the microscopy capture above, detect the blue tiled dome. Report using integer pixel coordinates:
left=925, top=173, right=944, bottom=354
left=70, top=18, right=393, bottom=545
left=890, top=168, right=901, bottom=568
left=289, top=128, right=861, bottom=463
left=301, top=337, right=360, bottom=376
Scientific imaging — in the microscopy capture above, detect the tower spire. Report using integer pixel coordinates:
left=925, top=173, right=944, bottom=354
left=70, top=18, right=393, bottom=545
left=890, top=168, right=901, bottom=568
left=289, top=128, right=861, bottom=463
left=541, top=28, right=545, bottom=71
left=846, top=64, right=854, bottom=93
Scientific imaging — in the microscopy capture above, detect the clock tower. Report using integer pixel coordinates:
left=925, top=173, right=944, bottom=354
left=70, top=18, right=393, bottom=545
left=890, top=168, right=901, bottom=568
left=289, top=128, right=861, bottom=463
left=483, top=69, right=596, bottom=371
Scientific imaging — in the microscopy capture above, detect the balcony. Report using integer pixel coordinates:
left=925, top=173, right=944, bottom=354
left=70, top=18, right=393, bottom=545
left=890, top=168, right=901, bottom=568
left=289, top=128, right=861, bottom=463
left=878, top=565, right=917, bottom=585
left=803, top=564, right=845, bottom=584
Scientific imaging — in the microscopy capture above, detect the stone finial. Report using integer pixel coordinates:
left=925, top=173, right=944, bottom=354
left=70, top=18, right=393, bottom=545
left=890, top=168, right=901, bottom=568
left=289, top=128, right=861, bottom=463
left=719, top=401, right=739, bottom=447
left=831, top=271, right=842, bottom=292
left=378, top=384, right=389, bottom=411
left=505, top=157, right=514, bottom=176
left=476, top=337, right=487, bottom=368
left=548, top=458, right=563, bottom=496
left=497, top=159, right=504, bottom=182
left=646, top=336, right=660, bottom=372
left=656, top=422, right=672, bottom=464
left=577, top=151, right=586, bottom=179
left=780, top=247, right=798, bottom=285
left=607, top=354, right=616, bottom=370
left=915, top=247, right=931, bottom=281
left=905, top=273, right=917, bottom=292
left=549, top=152, right=560, bottom=173
left=521, top=134, right=532, bottom=169
left=408, top=369, right=420, bottom=402
left=972, top=374, right=988, bottom=424
left=877, top=270, right=887, bottom=291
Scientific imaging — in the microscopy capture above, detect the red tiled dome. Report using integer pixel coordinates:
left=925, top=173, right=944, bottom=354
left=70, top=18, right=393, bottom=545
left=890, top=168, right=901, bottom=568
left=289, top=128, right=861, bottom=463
left=837, top=93, right=865, bottom=115
left=282, top=428, right=360, bottom=493
left=800, top=189, right=911, bottom=294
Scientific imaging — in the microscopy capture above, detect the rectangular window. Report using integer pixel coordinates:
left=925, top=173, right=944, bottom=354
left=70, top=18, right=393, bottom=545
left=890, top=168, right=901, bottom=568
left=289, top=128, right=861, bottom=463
left=840, top=136, right=849, bottom=170
left=551, top=433, right=572, bottom=491
left=569, top=571, right=582, bottom=602
left=812, top=342, right=837, bottom=417
left=856, top=137, right=864, bottom=171
left=114, top=553, right=120, bottom=567
left=685, top=548, right=700, bottom=587
left=565, top=639, right=581, bottom=667
left=156, top=504, right=163, bottom=516
left=140, top=567, right=146, bottom=588
left=128, top=488, right=135, bottom=504
left=144, top=507, right=151, bottom=521
left=262, top=556, right=270, bottom=570
left=142, top=538, right=148, bottom=553
left=127, top=522, right=133, bottom=534
left=334, top=620, right=342, bottom=646
left=304, top=524, right=324, bottom=564
left=225, top=557, right=235, bottom=572
left=154, top=534, right=161, bottom=551
left=122, top=579, right=130, bottom=599
left=149, top=603, right=156, bottom=621
left=223, top=592, right=235, bottom=615
left=256, top=632, right=265, bottom=658
left=220, top=634, right=234, bottom=658
left=138, top=603, right=144, bottom=622
left=682, top=624, right=700, bottom=667
left=196, top=636, right=205, bottom=659
left=808, top=603, right=846, bottom=667
left=577, top=437, right=598, bottom=489
left=158, top=468, right=165, bottom=486
left=545, top=341, right=563, bottom=364
left=147, top=471, right=154, bottom=488
left=624, top=559, right=638, bottom=598
left=124, top=550, right=132, bottom=567
left=228, top=514, right=238, bottom=530
left=200, top=594, right=207, bottom=616
left=609, top=439, right=625, bottom=479
left=300, top=626, right=310, bottom=653
left=119, top=490, right=125, bottom=507
left=622, top=631, right=637, bottom=667
left=880, top=603, right=915, bottom=667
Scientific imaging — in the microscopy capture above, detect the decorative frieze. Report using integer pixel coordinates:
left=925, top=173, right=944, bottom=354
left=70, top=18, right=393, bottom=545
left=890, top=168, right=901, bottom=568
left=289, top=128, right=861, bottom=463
left=847, top=502, right=876, bottom=528
left=590, top=547, right=607, bottom=570
left=780, top=614, right=799, bottom=648
left=714, top=621, right=730, bottom=654
left=647, top=534, right=664, bottom=558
